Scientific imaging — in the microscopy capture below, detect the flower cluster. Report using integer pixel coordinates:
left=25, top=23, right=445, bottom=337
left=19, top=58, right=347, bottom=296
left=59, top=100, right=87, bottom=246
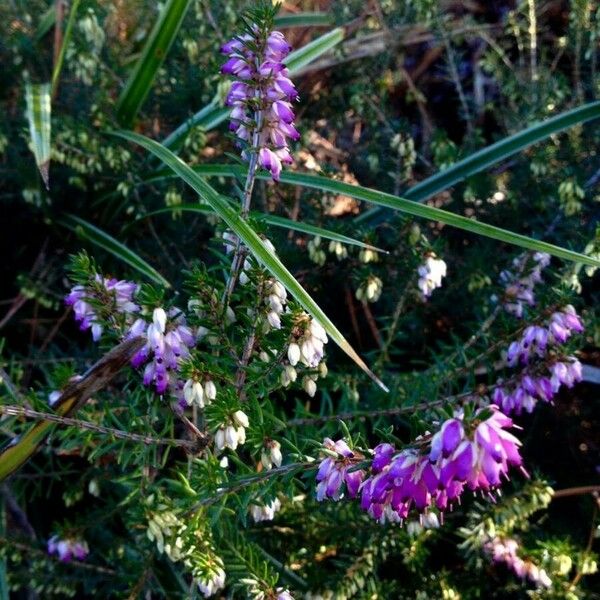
left=500, top=252, right=550, bottom=317
left=47, top=535, right=89, bottom=562
left=315, top=438, right=364, bottom=501
left=263, top=278, right=287, bottom=330
left=128, top=308, right=195, bottom=395
left=66, top=275, right=138, bottom=341
left=261, top=439, right=283, bottom=470
left=357, top=407, right=524, bottom=523
left=417, top=254, right=447, bottom=299
left=221, top=26, right=298, bottom=181
left=183, top=377, right=217, bottom=408
left=287, top=316, right=328, bottom=369
left=215, top=410, right=250, bottom=453
left=506, top=305, right=584, bottom=367
left=494, top=305, right=584, bottom=415
left=281, top=315, right=328, bottom=395
left=197, top=561, right=226, bottom=598
left=484, top=536, right=552, bottom=588
left=356, top=275, right=383, bottom=303
left=250, top=498, right=281, bottom=523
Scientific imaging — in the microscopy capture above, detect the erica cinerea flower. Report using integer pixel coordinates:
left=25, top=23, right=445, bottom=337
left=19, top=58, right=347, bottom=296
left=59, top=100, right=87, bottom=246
left=315, top=438, right=365, bottom=501
left=494, top=305, right=584, bottom=415
left=484, top=536, right=552, bottom=588
left=66, top=275, right=139, bottom=341
left=47, top=535, right=89, bottom=562
left=345, top=406, right=525, bottom=524
left=128, top=307, right=195, bottom=395
left=221, top=15, right=298, bottom=181
left=500, top=252, right=550, bottom=317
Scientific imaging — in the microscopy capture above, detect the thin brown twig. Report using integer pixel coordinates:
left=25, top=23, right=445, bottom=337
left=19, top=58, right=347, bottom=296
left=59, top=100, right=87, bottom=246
left=0, top=404, right=196, bottom=449
left=0, top=537, right=116, bottom=575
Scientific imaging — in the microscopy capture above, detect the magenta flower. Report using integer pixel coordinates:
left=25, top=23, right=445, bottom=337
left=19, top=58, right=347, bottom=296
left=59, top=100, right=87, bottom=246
left=357, top=407, right=524, bottom=524
left=315, top=438, right=365, bottom=501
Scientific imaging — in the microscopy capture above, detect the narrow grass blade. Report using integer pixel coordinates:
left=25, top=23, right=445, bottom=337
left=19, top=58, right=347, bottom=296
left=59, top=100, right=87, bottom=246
left=356, top=101, right=600, bottom=224
left=113, top=130, right=388, bottom=391
left=147, top=164, right=600, bottom=268
left=116, top=0, right=192, bottom=126
left=25, top=82, right=51, bottom=189
left=161, top=101, right=230, bottom=152
left=163, top=27, right=345, bottom=150
left=34, top=5, right=56, bottom=42
left=284, top=27, right=344, bottom=74
left=51, top=0, right=82, bottom=97
left=274, top=12, right=333, bottom=28
left=0, top=337, right=144, bottom=482
left=138, top=204, right=388, bottom=253
left=58, top=214, right=171, bottom=287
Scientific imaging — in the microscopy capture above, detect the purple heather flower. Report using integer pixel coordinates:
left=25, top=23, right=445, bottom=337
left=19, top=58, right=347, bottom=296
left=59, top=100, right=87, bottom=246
left=357, top=407, right=524, bottom=524
left=47, top=535, right=89, bottom=562
left=500, top=252, right=550, bottom=317
left=484, top=536, right=552, bottom=588
left=315, top=438, right=365, bottom=501
left=221, top=26, right=298, bottom=181
left=66, top=275, right=139, bottom=341
left=128, top=307, right=195, bottom=395
left=498, top=305, right=584, bottom=415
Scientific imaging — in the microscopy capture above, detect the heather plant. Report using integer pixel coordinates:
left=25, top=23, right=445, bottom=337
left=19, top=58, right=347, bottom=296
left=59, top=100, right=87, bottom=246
left=1, top=1, right=600, bottom=598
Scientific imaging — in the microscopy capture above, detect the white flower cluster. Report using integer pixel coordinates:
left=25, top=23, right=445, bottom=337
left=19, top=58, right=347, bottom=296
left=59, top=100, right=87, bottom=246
left=329, top=240, right=348, bottom=260
left=215, top=410, right=249, bottom=452
left=147, top=508, right=187, bottom=561
left=183, top=377, right=217, bottom=408
left=197, top=562, right=226, bottom=598
left=308, top=236, right=326, bottom=266
left=359, top=248, right=379, bottom=263
left=355, top=275, right=383, bottom=303
left=263, top=278, right=288, bottom=330
left=405, top=512, right=440, bottom=536
left=417, top=254, right=447, bottom=299
left=287, top=316, right=328, bottom=368
left=250, top=498, right=282, bottom=522
left=281, top=315, right=329, bottom=396
left=261, top=440, right=283, bottom=470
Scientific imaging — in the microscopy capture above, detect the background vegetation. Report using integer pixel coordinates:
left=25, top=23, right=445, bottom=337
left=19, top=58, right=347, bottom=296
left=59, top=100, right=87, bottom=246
left=1, top=0, right=600, bottom=598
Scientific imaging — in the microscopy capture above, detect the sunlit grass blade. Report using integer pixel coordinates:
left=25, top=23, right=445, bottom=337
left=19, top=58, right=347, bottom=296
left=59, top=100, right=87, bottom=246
left=25, top=81, right=51, bottom=189
left=113, top=130, right=388, bottom=391
left=51, top=0, right=82, bottom=97
left=34, top=5, right=56, bottom=42
left=58, top=214, right=171, bottom=287
left=274, top=12, right=333, bottom=28
left=284, top=27, right=344, bottom=73
left=163, top=27, right=345, bottom=150
left=137, top=204, right=388, bottom=253
left=356, top=101, right=600, bottom=224
left=146, top=164, right=600, bottom=267
left=116, top=0, right=192, bottom=126
left=161, top=100, right=230, bottom=152
left=0, top=337, right=144, bottom=482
